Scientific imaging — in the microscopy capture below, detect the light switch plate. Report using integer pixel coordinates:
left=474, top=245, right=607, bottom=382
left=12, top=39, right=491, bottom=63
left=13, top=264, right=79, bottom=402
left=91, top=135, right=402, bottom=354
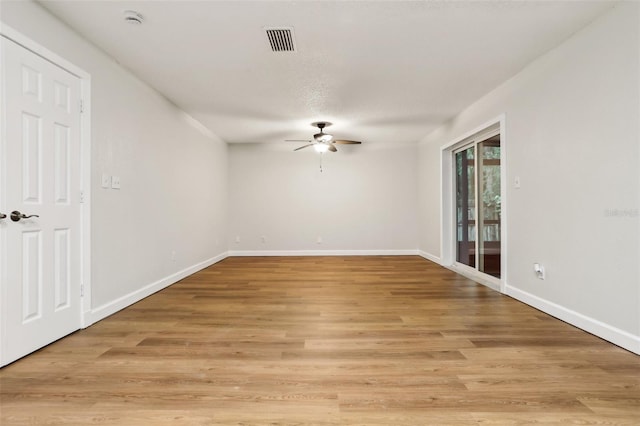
left=101, top=174, right=110, bottom=189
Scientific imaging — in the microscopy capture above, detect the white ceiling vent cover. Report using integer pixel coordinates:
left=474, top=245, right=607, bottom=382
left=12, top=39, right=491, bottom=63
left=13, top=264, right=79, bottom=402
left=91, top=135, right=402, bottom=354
left=265, top=28, right=296, bottom=52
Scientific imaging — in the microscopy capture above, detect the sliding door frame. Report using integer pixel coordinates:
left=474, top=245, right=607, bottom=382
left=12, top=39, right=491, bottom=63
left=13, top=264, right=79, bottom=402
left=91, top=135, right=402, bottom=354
left=440, top=115, right=507, bottom=292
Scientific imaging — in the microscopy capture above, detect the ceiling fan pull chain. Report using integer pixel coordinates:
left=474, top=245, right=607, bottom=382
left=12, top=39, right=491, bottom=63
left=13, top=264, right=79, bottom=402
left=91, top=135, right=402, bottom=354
left=320, top=152, right=324, bottom=173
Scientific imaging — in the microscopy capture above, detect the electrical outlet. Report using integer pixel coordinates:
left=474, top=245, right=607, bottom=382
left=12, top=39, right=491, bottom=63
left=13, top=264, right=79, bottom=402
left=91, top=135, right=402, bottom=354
left=317, top=236, right=323, bottom=244
left=261, top=236, right=267, bottom=243
left=235, top=236, right=240, bottom=244
left=533, top=263, right=545, bottom=280
left=111, top=175, right=121, bottom=189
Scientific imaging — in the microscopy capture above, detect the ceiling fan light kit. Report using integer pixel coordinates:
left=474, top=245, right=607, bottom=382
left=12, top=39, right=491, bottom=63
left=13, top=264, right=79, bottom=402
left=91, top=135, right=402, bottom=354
left=314, top=144, right=330, bottom=153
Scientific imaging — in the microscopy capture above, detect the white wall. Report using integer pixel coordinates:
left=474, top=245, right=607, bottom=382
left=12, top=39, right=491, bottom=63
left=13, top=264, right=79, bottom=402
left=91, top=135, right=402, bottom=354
left=1, top=1, right=228, bottom=321
left=418, top=3, right=639, bottom=352
left=229, top=143, right=418, bottom=253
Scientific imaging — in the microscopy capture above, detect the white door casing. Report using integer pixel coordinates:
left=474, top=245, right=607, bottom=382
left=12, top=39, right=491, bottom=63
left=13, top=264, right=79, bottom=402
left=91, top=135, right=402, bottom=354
left=1, top=35, right=83, bottom=366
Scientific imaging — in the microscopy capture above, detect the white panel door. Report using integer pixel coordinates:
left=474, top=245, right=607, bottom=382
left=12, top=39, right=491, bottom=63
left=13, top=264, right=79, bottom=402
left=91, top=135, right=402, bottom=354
left=1, top=36, right=82, bottom=366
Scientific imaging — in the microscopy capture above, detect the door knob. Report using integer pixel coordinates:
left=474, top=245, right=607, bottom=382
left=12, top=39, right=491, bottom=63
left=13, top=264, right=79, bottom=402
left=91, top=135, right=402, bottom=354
left=0, top=212, right=6, bottom=219
left=10, top=211, right=39, bottom=222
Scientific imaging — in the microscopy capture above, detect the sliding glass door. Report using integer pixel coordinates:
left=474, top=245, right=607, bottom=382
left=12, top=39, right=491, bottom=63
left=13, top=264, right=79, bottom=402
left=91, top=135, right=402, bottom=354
left=454, top=134, right=501, bottom=278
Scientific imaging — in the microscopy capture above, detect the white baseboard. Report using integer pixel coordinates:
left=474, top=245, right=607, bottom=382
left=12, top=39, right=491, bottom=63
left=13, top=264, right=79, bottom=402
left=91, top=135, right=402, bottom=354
left=505, top=284, right=640, bottom=355
left=82, top=251, right=229, bottom=327
left=418, top=250, right=441, bottom=264
left=227, top=249, right=419, bottom=257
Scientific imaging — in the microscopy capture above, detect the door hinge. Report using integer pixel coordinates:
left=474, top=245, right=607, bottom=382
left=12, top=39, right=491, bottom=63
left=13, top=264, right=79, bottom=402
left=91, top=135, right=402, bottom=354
left=79, top=100, right=84, bottom=113
left=80, top=284, right=84, bottom=297
left=80, top=190, right=85, bottom=204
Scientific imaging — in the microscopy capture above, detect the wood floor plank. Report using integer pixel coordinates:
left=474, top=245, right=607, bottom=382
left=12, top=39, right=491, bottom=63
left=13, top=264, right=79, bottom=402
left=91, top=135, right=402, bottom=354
left=1, top=256, right=639, bottom=425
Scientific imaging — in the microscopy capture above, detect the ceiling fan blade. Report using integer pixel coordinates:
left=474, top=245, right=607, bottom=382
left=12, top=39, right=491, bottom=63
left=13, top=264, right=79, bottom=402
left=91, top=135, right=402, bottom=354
left=333, top=140, right=362, bottom=145
left=328, top=144, right=337, bottom=152
left=286, top=139, right=312, bottom=142
left=294, top=143, right=315, bottom=151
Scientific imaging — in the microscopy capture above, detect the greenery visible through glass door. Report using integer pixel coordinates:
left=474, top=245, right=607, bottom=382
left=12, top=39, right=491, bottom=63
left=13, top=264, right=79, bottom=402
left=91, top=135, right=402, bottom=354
left=478, top=136, right=501, bottom=278
left=455, top=146, right=475, bottom=268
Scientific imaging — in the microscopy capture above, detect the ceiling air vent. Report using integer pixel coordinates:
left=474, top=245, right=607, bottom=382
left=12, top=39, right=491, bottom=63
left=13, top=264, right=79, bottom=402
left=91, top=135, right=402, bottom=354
left=265, top=28, right=296, bottom=52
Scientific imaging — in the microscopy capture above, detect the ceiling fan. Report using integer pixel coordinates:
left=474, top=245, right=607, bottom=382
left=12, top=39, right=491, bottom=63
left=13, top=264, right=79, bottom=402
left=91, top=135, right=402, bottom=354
left=286, top=122, right=362, bottom=153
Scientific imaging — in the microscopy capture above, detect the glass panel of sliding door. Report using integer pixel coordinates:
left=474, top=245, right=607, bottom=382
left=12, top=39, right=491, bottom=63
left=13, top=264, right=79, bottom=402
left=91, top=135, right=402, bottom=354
left=478, top=136, right=501, bottom=278
left=455, top=147, right=475, bottom=268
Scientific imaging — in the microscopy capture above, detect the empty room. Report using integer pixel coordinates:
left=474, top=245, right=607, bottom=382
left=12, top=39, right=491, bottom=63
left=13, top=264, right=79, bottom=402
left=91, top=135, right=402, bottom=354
left=1, top=0, right=639, bottom=424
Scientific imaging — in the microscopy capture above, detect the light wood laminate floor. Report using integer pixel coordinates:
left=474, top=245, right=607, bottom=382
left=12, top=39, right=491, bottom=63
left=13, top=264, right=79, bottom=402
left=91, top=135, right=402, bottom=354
left=1, top=256, right=639, bottom=425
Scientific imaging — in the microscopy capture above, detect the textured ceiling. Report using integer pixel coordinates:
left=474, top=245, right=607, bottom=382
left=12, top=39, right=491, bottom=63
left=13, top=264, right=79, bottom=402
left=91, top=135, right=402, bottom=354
left=38, top=0, right=615, bottom=144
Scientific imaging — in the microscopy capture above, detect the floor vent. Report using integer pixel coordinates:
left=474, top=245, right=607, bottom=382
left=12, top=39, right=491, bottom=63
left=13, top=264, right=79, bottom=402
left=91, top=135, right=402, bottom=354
left=265, top=28, right=296, bottom=52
